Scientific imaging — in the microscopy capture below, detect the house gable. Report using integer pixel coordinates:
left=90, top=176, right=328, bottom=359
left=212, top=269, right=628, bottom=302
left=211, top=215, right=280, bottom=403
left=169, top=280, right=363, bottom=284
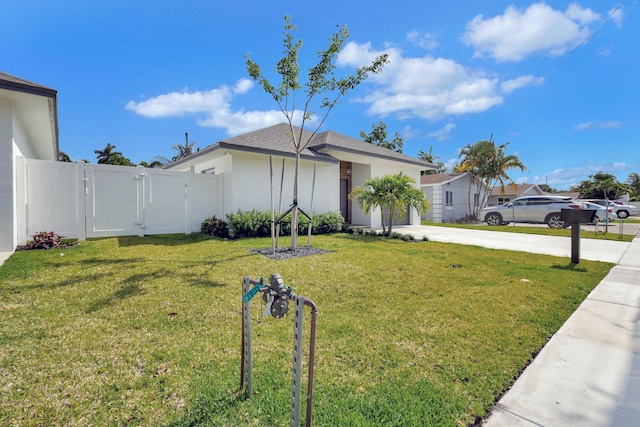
left=0, top=71, right=58, bottom=160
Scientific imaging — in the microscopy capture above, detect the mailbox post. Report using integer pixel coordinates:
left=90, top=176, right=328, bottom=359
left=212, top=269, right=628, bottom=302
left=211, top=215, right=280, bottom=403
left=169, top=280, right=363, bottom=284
left=561, top=209, right=597, bottom=264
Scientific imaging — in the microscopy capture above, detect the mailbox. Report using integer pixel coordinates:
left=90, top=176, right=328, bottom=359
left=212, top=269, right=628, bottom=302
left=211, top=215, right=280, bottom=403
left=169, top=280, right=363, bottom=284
left=561, top=208, right=597, bottom=225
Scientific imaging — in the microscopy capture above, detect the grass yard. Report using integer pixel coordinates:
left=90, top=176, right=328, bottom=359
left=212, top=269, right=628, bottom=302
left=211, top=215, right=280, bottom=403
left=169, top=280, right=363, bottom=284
left=0, top=234, right=613, bottom=426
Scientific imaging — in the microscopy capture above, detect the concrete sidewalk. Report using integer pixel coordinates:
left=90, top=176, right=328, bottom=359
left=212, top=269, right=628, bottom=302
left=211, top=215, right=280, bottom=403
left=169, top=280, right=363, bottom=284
left=391, top=225, right=640, bottom=426
left=0, top=251, right=11, bottom=267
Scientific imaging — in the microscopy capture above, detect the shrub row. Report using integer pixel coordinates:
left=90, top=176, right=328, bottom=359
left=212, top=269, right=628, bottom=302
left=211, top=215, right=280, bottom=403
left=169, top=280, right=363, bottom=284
left=342, top=226, right=426, bottom=241
left=201, top=209, right=344, bottom=239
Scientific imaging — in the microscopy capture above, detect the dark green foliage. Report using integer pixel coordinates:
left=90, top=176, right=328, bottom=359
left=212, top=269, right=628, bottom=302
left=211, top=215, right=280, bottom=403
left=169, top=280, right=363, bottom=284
left=225, top=209, right=344, bottom=239
left=571, top=172, right=633, bottom=199
left=225, top=209, right=272, bottom=238
left=200, top=216, right=229, bottom=238
left=297, top=211, right=344, bottom=235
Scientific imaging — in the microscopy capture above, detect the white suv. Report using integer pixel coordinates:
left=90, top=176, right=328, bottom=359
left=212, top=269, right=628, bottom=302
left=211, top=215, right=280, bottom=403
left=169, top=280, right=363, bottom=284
left=581, top=199, right=638, bottom=219
left=480, top=196, right=586, bottom=228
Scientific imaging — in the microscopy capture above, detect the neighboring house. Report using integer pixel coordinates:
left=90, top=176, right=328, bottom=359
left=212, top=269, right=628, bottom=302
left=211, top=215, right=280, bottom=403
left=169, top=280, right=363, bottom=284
left=420, top=172, right=490, bottom=222
left=167, top=123, right=434, bottom=229
left=1, top=72, right=58, bottom=253
left=487, top=183, right=544, bottom=206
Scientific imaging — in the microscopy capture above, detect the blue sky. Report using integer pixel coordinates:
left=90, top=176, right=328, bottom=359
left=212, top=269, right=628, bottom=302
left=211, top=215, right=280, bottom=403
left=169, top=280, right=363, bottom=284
left=4, top=0, right=636, bottom=190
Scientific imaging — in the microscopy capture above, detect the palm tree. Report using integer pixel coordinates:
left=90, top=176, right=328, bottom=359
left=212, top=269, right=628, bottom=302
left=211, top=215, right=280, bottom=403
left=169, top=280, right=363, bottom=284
left=458, top=138, right=526, bottom=218
left=95, top=143, right=122, bottom=164
left=171, top=131, right=197, bottom=162
left=350, top=172, right=429, bottom=236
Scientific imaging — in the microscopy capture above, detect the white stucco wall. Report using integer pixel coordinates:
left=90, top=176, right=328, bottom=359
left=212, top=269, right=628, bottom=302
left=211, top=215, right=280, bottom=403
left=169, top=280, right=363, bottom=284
left=230, top=152, right=338, bottom=216
left=0, top=99, right=14, bottom=251
left=350, top=163, right=373, bottom=227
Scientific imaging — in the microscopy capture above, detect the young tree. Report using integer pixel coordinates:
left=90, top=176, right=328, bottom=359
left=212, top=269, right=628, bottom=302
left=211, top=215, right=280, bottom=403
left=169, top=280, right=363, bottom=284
left=360, top=121, right=403, bottom=153
left=246, top=16, right=388, bottom=249
left=349, top=172, right=429, bottom=236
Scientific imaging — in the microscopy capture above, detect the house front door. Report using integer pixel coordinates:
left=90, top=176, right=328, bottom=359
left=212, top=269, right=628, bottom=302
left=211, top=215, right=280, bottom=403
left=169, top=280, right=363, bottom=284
left=340, top=179, right=349, bottom=223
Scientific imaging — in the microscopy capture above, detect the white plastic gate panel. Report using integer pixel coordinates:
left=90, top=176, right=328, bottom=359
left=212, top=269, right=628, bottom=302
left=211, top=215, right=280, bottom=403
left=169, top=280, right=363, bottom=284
left=85, top=163, right=141, bottom=238
left=23, top=159, right=81, bottom=239
left=143, top=169, right=187, bottom=235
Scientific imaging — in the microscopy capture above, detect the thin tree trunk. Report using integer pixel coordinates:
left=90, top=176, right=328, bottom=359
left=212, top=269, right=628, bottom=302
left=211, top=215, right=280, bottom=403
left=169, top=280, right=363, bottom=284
left=291, top=153, right=300, bottom=250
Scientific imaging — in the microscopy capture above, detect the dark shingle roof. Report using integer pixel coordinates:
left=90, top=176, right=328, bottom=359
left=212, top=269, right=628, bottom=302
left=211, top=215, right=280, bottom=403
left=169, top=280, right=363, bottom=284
left=0, top=71, right=57, bottom=97
left=420, top=172, right=466, bottom=185
left=171, top=123, right=434, bottom=168
left=309, top=130, right=432, bottom=167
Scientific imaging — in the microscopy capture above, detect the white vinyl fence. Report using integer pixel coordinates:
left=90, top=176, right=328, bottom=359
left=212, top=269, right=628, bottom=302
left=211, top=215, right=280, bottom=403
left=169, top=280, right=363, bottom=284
left=17, top=159, right=223, bottom=245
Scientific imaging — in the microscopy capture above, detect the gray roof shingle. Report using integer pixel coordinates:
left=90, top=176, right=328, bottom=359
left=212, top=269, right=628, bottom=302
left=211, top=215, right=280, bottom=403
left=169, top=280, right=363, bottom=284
left=172, top=123, right=434, bottom=168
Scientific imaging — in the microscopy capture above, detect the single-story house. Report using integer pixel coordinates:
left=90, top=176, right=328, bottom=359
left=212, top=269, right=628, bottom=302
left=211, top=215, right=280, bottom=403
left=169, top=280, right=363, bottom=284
left=420, top=172, right=490, bottom=222
left=1, top=71, right=58, bottom=253
left=486, top=183, right=544, bottom=206
left=167, top=123, right=434, bottom=229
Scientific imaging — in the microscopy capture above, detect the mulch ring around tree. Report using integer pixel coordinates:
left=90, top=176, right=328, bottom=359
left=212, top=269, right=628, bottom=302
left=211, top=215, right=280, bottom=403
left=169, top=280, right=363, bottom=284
left=251, top=247, right=330, bottom=260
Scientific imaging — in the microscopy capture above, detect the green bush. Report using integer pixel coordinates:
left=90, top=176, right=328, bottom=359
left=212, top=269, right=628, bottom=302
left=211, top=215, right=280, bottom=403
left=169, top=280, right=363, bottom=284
left=200, top=216, right=229, bottom=238
left=297, top=211, right=344, bottom=235
left=225, top=209, right=344, bottom=239
left=225, top=208, right=272, bottom=238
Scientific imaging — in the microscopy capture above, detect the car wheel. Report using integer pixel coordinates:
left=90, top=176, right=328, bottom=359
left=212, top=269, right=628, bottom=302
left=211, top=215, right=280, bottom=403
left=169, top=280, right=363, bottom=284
left=617, top=210, right=629, bottom=219
left=485, top=212, right=503, bottom=226
left=546, top=213, right=565, bottom=229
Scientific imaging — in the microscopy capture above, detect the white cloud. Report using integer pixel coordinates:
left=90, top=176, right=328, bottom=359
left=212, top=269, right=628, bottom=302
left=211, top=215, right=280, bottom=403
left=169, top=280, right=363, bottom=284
left=462, top=2, right=601, bottom=62
left=125, top=85, right=234, bottom=118
left=531, top=161, right=632, bottom=190
left=337, top=41, right=538, bottom=120
left=125, top=78, right=317, bottom=135
left=427, top=123, right=456, bottom=141
left=609, top=6, right=624, bottom=27
left=406, top=30, right=438, bottom=50
left=572, top=121, right=593, bottom=131
left=572, top=120, right=624, bottom=131
left=500, top=75, right=541, bottom=93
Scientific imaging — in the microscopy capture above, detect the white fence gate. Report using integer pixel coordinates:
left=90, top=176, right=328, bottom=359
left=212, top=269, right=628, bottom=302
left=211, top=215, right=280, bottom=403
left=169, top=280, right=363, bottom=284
left=18, top=159, right=223, bottom=245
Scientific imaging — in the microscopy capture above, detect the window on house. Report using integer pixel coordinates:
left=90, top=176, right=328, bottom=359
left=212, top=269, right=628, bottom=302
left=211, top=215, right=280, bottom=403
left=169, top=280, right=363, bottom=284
left=473, top=193, right=480, bottom=207
left=498, top=197, right=510, bottom=205
left=446, top=191, right=453, bottom=207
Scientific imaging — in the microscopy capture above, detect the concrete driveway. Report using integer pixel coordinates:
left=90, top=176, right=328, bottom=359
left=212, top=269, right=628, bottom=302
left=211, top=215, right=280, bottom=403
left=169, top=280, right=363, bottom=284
left=393, top=225, right=632, bottom=263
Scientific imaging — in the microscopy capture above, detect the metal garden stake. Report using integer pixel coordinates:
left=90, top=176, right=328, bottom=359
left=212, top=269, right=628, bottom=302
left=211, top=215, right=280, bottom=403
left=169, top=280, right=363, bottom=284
left=241, top=274, right=318, bottom=427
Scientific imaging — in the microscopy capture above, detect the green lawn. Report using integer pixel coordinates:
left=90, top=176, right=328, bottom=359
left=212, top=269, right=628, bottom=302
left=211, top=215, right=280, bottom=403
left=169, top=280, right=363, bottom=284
left=0, top=234, right=613, bottom=426
left=421, top=221, right=635, bottom=242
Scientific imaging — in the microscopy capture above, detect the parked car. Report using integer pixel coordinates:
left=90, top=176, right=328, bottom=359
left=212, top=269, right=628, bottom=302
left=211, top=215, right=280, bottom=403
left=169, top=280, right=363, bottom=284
left=480, top=196, right=586, bottom=228
left=582, top=201, right=617, bottom=223
left=581, top=199, right=638, bottom=219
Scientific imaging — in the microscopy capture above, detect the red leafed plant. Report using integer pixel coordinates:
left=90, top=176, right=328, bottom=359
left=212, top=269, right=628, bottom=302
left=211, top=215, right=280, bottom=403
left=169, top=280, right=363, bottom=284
left=26, top=231, right=64, bottom=250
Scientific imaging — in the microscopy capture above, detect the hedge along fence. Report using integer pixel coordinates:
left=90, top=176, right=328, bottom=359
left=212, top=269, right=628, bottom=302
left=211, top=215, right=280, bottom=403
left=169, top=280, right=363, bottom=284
left=201, top=209, right=344, bottom=239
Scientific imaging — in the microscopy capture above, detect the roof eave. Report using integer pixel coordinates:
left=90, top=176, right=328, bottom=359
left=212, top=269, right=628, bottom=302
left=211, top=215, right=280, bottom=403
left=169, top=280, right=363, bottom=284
left=312, top=144, right=433, bottom=168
